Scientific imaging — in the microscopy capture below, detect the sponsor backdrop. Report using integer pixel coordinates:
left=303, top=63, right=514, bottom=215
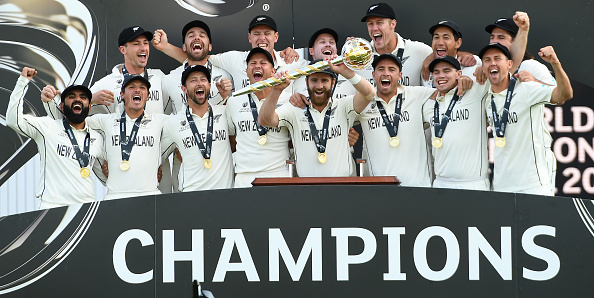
left=1, top=186, right=594, bottom=296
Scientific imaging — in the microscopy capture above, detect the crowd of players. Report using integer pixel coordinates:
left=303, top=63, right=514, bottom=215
left=7, top=3, right=573, bottom=209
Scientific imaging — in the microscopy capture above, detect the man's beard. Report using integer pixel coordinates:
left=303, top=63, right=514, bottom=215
left=307, top=88, right=332, bottom=107
left=63, top=103, right=89, bottom=124
left=186, top=44, right=208, bottom=62
left=188, top=90, right=208, bottom=106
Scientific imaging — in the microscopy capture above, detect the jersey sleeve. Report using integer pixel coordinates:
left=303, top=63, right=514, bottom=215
left=275, top=102, right=295, bottom=129
left=6, top=76, right=45, bottom=140
left=225, top=103, right=236, bottom=136
left=160, top=119, right=177, bottom=163
left=520, top=59, right=557, bottom=86
left=520, top=81, right=555, bottom=106
left=422, top=99, right=435, bottom=124
left=209, top=51, right=242, bottom=74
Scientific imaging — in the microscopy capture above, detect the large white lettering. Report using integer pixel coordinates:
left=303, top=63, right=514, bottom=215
left=162, top=230, right=204, bottom=283
left=522, top=226, right=560, bottom=281
left=468, top=227, right=512, bottom=280
left=212, top=229, right=260, bottom=282
left=113, top=229, right=154, bottom=284
left=332, top=228, right=377, bottom=281
left=413, top=226, right=459, bottom=281
left=269, top=228, right=322, bottom=281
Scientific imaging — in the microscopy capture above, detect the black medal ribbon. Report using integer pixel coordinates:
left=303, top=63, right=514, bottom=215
left=122, top=64, right=149, bottom=80
left=247, top=94, right=269, bottom=137
left=376, top=93, right=403, bottom=138
left=433, top=88, right=460, bottom=139
left=185, top=105, right=213, bottom=160
left=62, top=118, right=90, bottom=168
left=490, top=75, right=518, bottom=138
left=395, top=47, right=404, bottom=63
left=120, top=111, right=145, bottom=162
left=305, top=102, right=332, bottom=154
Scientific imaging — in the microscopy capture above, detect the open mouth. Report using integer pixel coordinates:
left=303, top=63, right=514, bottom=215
left=373, top=33, right=383, bottom=44
left=72, top=102, right=83, bottom=113
left=314, top=89, right=325, bottom=96
left=436, top=49, right=446, bottom=57
left=192, top=43, right=203, bottom=51
left=132, top=95, right=141, bottom=103
left=258, top=43, right=268, bottom=49
left=381, top=79, right=390, bottom=87
left=322, top=49, right=332, bottom=55
left=253, top=70, right=263, bottom=81
left=436, top=79, right=448, bottom=86
left=138, top=53, right=147, bottom=62
left=196, top=88, right=205, bottom=98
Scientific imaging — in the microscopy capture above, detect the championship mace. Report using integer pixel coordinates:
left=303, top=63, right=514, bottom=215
left=232, top=38, right=374, bottom=96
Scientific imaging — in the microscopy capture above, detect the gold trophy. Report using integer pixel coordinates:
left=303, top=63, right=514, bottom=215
left=232, top=38, right=374, bottom=96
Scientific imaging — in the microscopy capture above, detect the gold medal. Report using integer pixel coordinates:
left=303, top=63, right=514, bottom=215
left=318, top=152, right=327, bottom=164
left=258, top=134, right=267, bottom=145
left=432, top=137, right=443, bottom=148
left=80, top=167, right=90, bottom=178
left=204, top=159, right=212, bottom=169
left=120, top=160, right=130, bottom=171
left=495, top=137, right=506, bottom=148
left=389, top=136, right=400, bottom=147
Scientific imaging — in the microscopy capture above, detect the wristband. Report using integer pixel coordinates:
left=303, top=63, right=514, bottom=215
left=347, top=74, right=362, bottom=85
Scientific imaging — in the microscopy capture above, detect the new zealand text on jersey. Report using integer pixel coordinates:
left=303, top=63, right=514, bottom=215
left=366, top=112, right=410, bottom=130
left=182, top=130, right=227, bottom=149
left=236, top=120, right=281, bottom=133
left=301, top=125, right=342, bottom=141
left=56, top=143, right=97, bottom=163
left=111, top=135, right=155, bottom=147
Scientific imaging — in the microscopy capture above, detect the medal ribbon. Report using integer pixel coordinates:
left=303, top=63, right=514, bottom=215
left=490, top=74, right=518, bottom=138
left=305, top=102, right=332, bottom=154
left=62, top=118, right=90, bottom=168
left=376, top=93, right=403, bottom=138
left=433, top=88, right=460, bottom=139
left=247, top=94, right=269, bottom=137
left=185, top=105, right=213, bottom=160
left=122, top=64, right=149, bottom=80
left=120, top=111, right=145, bottom=162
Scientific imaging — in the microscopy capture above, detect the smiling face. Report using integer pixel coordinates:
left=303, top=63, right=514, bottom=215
left=182, top=71, right=211, bottom=107
left=120, top=35, right=150, bottom=70
left=246, top=53, right=275, bottom=84
left=366, top=16, right=397, bottom=54
left=306, top=72, right=334, bottom=108
left=481, top=48, right=513, bottom=88
left=121, top=80, right=149, bottom=113
left=182, top=27, right=212, bottom=63
left=61, top=90, right=90, bottom=124
left=309, top=33, right=337, bottom=60
left=248, top=25, right=278, bottom=54
left=489, top=27, right=514, bottom=49
left=372, top=58, right=402, bottom=99
left=432, top=27, right=461, bottom=58
left=431, top=61, right=461, bottom=95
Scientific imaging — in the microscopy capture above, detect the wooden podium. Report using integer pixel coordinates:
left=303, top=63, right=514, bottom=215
left=252, top=176, right=401, bottom=186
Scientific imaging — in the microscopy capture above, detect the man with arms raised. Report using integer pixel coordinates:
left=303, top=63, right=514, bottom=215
left=8, top=67, right=103, bottom=209
left=258, top=59, right=375, bottom=177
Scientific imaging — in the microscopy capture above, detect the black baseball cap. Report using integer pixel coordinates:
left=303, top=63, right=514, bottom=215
left=121, top=74, right=151, bottom=92
left=478, top=43, right=512, bottom=60
left=246, top=47, right=274, bottom=64
left=307, top=59, right=336, bottom=78
left=485, top=18, right=519, bottom=37
left=248, top=15, right=277, bottom=32
left=61, top=85, right=92, bottom=102
left=308, top=28, right=338, bottom=48
left=429, top=19, right=462, bottom=39
left=182, top=20, right=212, bottom=42
left=372, top=53, right=402, bottom=70
left=361, top=3, right=395, bottom=22
left=118, top=26, right=153, bottom=46
left=181, top=64, right=211, bottom=86
left=428, top=56, right=461, bottom=72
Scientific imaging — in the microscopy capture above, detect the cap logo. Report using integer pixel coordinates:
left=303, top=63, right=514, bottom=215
left=496, top=19, right=506, bottom=23
left=257, top=17, right=266, bottom=22
left=133, top=26, right=139, bottom=32
left=369, top=5, right=379, bottom=11
left=439, top=21, right=447, bottom=24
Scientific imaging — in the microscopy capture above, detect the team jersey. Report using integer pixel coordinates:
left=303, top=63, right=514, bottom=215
left=422, top=83, right=490, bottom=182
left=358, top=86, right=435, bottom=186
left=226, top=94, right=290, bottom=174
left=275, top=97, right=356, bottom=177
left=86, top=110, right=166, bottom=200
left=90, top=64, right=171, bottom=115
left=422, top=55, right=482, bottom=87
left=161, top=105, right=234, bottom=191
left=164, top=61, right=234, bottom=113
left=519, top=59, right=557, bottom=86
left=485, top=80, right=556, bottom=193
left=209, top=49, right=308, bottom=103
left=7, top=76, right=103, bottom=206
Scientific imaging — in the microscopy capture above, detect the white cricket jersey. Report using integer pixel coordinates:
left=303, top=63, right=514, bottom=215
left=422, top=83, right=490, bottom=182
left=86, top=111, right=166, bottom=200
left=519, top=59, right=557, bottom=86
left=162, top=105, right=234, bottom=191
left=485, top=80, right=556, bottom=194
left=7, top=76, right=103, bottom=206
left=422, top=55, right=482, bottom=87
left=358, top=33, right=432, bottom=88
left=226, top=94, right=290, bottom=174
left=276, top=97, right=356, bottom=177
left=90, top=64, right=171, bottom=115
left=209, top=50, right=309, bottom=103
left=164, top=61, right=234, bottom=113
left=358, top=86, right=435, bottom=186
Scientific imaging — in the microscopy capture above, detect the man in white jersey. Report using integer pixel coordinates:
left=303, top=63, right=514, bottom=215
left=153, top=15, right=307, bottom=102
left=162, top=65, right=234, bottom=191
left=421, top=19, right=481, bottom=87
left=258, top=59, right=376, bottom=177
left=226, top=48, right=291, bottom=187
left=422, top=56, right=490, bottom=190
left=480, top=43, right=572, bottom=195
left=8, top=67, right=103, bottom=209
left=476, top=18, right=557, bottom=86
left=164, top=20, right=233, bottom=112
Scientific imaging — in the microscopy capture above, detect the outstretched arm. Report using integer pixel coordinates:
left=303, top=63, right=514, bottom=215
left=152, top=29, right=187, bottom=63
left=540, top=46, right=572, bottom=104
left=327, top=57, right=375, bottom=113
left=258, top=71, right=291, bottom=127
left=509, top=11, right=529, bottom=74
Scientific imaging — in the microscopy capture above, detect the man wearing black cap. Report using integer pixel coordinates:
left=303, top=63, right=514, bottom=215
left=421, top=19, right=481, bottom=88
left=259, top=58, right=376, bottom=177
left=225, top=48, right=291, bottom=187
left=359, top=2, right=432, bottom=87
left=480, top=41, right=572, bottom=196
left=8, top=67, right=103, bottom=209
left=162, top=65, right=234, bottom=191
left=421, top=56, right=491, bottom=190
